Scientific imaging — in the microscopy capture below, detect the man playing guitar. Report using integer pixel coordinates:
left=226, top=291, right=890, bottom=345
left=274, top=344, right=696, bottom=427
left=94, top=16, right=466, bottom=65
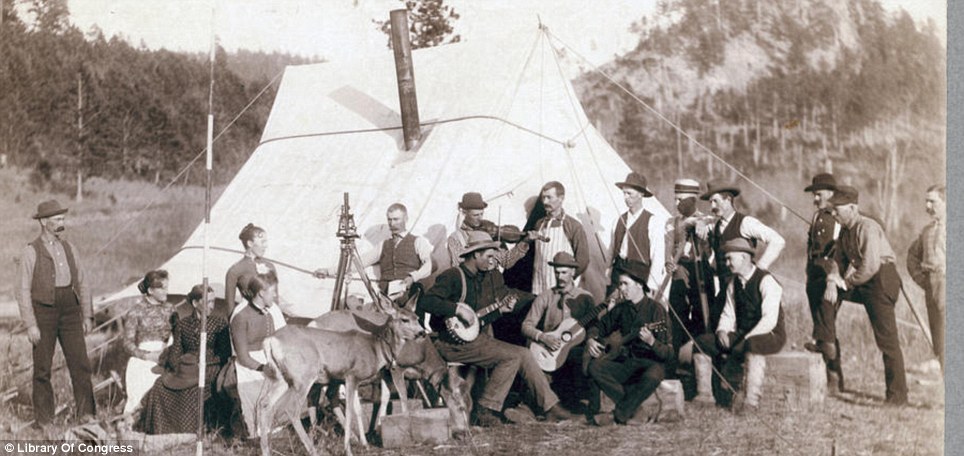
left=585, top=261, right=674, bottom=426
left=522, top=251, right=598, bottom=412
left=419, top=231, right=574, bottom=427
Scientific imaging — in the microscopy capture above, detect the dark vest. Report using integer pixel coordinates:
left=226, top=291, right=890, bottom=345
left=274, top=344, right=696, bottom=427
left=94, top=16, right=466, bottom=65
left=732, top=268, right=782, bottom=334
left=613, top=210, right=652, bottom=264
left=712, top=212, right=755, bottom=278
left=379, top=234, right=420, bottom=291
left=29, top=236, right=79, bottom=305
left=807, top=210, right=837, bottom=260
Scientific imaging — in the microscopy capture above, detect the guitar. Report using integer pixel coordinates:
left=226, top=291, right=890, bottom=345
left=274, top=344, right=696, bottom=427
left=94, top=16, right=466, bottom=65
left=444, top=294, right=517, bottom=344
left=594, top=319, right=668, bottom=363
left=529, top=302, right=611, bottom=372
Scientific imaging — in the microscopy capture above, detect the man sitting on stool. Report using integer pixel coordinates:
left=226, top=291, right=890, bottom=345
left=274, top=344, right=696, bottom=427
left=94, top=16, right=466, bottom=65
left=692, top=238, right=786, bottom=412
left=585, top=261, right=673, bottom=425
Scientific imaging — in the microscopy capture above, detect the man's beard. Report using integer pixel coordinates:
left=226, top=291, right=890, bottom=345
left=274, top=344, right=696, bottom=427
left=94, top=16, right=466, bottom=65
left=677, top=197, right=696, bottom=217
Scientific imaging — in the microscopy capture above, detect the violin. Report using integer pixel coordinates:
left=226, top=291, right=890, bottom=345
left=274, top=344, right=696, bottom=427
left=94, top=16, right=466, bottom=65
left=482, top=224, right=527, bottom=243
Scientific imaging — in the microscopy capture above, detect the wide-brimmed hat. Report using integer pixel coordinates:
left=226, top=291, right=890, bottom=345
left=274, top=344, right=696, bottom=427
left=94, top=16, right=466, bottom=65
left=32, top=199, right=69, bottom=220
left=721, top=238, right=756, bottom=255
left=161, top=353, right=200, bottom=391
left=615, top=172, right=653, bottom=196
left=674, top=178, right=701, bottom=195
left=460, top=231, right=501, bottom=257
left=547, top=251, right=579, bottom=269
left=700, top=181, right=741, bottom=200
left=804, top=173, right=837, bottom=193
left=458, top=192, right=488, bottom=210
left=828, top=185, right=858, bottom=206
left=615, top=261, right=651, bottom=287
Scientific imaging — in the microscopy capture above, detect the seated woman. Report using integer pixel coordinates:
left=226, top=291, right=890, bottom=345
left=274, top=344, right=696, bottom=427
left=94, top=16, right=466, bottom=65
left=168, top=284, right=232, bottom=428
left=123, top=269, right=175, bottom=415
left=225, top=223, right=285, bottom=327
left=230, top=271, right=285, bottom=439
left=136, top=353, right=202, bottom=435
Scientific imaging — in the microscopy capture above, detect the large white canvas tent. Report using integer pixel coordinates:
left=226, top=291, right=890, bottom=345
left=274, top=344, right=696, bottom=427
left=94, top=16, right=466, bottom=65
left=104, top=26, right=669, bottom=318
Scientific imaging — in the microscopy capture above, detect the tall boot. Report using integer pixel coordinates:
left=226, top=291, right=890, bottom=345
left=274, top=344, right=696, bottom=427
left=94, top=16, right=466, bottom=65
left=819, top=341, right=844, bottom=394
left=692, top=354, right=715, bottom=407
left=743, top=354, right=767, bottom=411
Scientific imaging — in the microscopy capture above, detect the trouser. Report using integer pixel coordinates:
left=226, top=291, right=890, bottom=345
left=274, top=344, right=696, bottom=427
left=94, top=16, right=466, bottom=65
left=842, top=263, right=907, bottom=401
left=694, top=323, right=785, bottom=405
left=923, top=271, right=945, bottom=370
left=668, top=260, right=713, bottom=351
left=32, top=287, right=96, bottom=424
left=806, top=265, right=839, bottom=343
left=586, top=355, right=666, bottom=423
left=435, top=333, right=559, bottom=412
left=550, top=345, right=591, bottom=410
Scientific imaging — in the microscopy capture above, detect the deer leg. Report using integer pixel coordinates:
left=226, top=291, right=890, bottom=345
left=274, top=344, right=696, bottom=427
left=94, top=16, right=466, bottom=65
left=375, top=378, right=390, bottom=432
left=343, top=378, right=355, bottom=456
left=257, top=377, right=288, bottom=456
left=284, top=385, right=319, bottom=456
left=353, top=384, right=368, bottom=447
left=389, top=367, right=409, bottom=413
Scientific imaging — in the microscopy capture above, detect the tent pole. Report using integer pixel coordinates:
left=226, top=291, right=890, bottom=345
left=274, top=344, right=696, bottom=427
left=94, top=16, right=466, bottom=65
left=198, top=4, right=216, bottom=455
left=390, top=9, right=422, bottom=150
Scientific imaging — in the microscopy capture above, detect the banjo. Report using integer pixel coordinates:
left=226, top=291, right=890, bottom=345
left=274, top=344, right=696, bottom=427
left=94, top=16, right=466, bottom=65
left=444, top=294, right=517, bottom=344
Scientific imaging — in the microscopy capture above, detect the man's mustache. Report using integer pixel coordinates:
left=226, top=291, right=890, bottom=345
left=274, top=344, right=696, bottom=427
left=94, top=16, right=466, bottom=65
left=54, top=226, right=65, bottom=232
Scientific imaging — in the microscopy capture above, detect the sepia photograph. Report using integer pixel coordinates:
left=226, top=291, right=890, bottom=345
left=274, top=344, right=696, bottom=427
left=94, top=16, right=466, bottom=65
left=0, top=0, right=948, bottom=454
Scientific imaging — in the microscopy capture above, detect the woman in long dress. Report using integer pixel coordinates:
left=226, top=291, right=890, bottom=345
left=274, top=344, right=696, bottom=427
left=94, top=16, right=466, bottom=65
left=122, top=269, right=174, bottom=415
left=230, top=270, right=285, bottom=438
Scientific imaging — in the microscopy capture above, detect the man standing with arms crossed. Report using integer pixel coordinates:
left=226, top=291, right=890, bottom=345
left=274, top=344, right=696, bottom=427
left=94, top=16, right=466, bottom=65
left=825, top=186, right=907, bottom=406
left=17, top=200, right=96, bottom=429
left=907, top=184, right=945, bottom=373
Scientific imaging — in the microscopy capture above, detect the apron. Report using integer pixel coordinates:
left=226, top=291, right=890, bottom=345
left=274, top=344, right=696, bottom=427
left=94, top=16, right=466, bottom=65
left=231, top=303, right=286, bottom=437
left=124, top=340, right=168, bottom=414
left=532, top=222, right=574, bottom=295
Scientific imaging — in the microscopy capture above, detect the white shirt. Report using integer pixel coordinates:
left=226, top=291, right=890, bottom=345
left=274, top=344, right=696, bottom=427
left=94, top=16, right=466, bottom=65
left=361, top=231, right=434, bottom=282
left=717, top=266, right=782, bottom=339
left=613, top=207, right=669, bottom=300
left=713, top=212, right=785, bottom=270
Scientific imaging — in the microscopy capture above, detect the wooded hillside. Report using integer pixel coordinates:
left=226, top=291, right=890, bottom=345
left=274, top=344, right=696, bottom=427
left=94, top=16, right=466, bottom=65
left=575, top=0, right=945, bottom=242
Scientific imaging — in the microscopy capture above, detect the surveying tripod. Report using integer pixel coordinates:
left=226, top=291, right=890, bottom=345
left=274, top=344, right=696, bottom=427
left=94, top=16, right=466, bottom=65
left=330, top=192, right=381, bottom=311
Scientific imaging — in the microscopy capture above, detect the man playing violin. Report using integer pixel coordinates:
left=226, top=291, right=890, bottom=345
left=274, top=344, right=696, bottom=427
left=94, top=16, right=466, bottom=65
left=585, top=261, right=673, bottom=426
left=445, top=192, right=531, bottom=270
left=420, top=232, right=573, bottom=427
left=522, top=251, right=596, bottom=412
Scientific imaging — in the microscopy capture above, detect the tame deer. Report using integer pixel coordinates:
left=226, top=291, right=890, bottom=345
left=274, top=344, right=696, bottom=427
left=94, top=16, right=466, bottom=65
left=255, top=298, right=426, bottom=456
left=312, top=309, right=471, bottom=437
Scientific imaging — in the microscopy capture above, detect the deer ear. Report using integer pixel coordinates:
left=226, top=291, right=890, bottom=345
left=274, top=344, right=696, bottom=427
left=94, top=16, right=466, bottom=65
left=351, top=312, right=389, bottom=334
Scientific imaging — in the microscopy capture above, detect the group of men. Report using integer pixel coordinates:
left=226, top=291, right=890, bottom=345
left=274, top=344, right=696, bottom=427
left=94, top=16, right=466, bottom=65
left=16, top=168, right=945, bottom=429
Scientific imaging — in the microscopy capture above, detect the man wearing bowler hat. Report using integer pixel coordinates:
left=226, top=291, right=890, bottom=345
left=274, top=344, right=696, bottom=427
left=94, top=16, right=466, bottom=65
left=802, top=173, right=845, bottom=392
left=17, top=200, right=96, bottom=427
left=697, top=181, right=785, bottom=329
left=610, top=172, right=669, bottom=301
left=446, top=192, right=530, bottom=270
left=691, top=238, right=786, bottom=412
left=825, top=186, right=907, bottom=405
left=522, top=251, right=596, bottom=411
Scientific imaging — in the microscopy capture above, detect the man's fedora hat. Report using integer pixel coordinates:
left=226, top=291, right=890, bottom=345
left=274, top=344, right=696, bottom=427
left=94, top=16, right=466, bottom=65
left=33, top=199, right=69, bottom=220
left=615, top=261, right=651, bottom=287
left=460, top=231, right=501, bottom=257
left=804, top=173, right=837, bottom=193
left=674, top=178, right=701, bottom=195
left=547, top=251, right=580, bottom=269
left=161, top=353, right=200, bottom=391
left=828, top=185, right=859, bottom=206
left=615, top=172, right=653, bottom=197
left=458, top=192, right=488, bottom=210
left=700, top=181, right=741, bottom=200
left=721, top=238, right=756, bottom=256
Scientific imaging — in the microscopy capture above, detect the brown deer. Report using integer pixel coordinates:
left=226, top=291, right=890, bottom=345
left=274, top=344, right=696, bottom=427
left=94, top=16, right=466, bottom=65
left=256, top=300, right=426, bottom=456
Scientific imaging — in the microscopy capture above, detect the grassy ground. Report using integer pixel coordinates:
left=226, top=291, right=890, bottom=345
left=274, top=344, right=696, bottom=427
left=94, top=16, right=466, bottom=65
left=0, top=168, right=943, bottom=453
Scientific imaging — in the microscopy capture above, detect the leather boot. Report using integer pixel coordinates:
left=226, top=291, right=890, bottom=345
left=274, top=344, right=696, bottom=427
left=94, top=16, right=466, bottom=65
left=742, top=354, right=767, bottom=410
left=692, top=354, right=715, bottom=407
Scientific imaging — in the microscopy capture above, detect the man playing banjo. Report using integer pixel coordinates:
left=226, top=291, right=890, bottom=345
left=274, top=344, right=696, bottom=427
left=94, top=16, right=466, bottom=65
left=419, top=231, right=573, bottom=426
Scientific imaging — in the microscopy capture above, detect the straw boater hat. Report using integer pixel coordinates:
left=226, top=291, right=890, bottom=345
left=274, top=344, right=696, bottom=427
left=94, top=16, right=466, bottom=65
left=460, top=231, right=501, bottom=257
left=828, top=186, right=858, bottom=206
left=33, top=199, right=69, bottom=220
left=615, top=172, right=653, bottom=197
left=721, top=238, right=756, bottom=256
left=804, top=173, right=837, bottom=193
left=458, top=192, right=488, bottom=210
left=674, top=178, right=701, bottom=196
left=700, top=181, right=741, bottom=201
left=161, top=353, right=200, bottom=390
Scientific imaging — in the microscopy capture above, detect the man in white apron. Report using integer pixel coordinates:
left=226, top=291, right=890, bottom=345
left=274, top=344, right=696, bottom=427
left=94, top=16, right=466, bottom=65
left=529, top=182, right=590, bottom=296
